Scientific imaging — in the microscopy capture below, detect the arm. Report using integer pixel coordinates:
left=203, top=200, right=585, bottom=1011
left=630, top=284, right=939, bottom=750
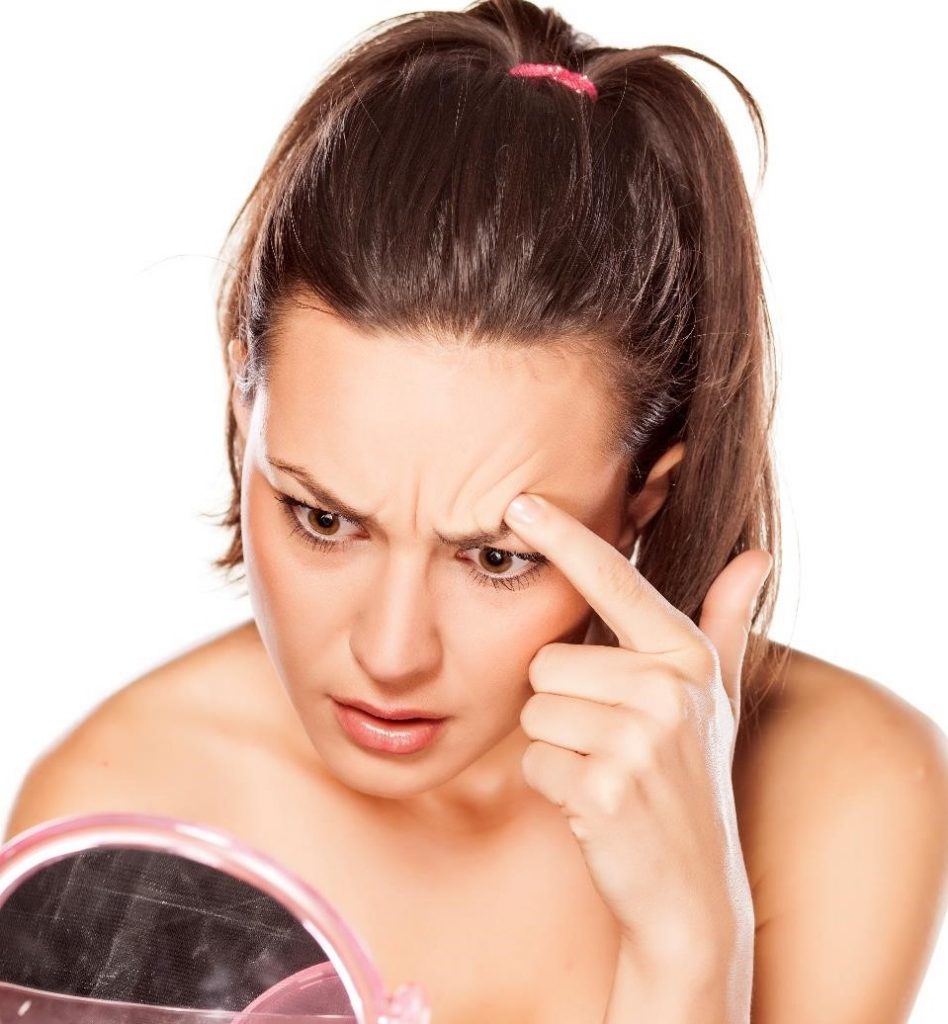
left=2, top=685, right=174, bottom=844
left=601, top=677, right=948, bottom=1024
left=601, top=939, right=745, bottom=1024
left=745, top=703, right=948, bottom=1023
left=2, top=722, right=122, bottom=843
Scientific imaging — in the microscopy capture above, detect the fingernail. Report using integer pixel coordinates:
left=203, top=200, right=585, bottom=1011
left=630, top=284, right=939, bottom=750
left=506, top=495, right=540, bottom=525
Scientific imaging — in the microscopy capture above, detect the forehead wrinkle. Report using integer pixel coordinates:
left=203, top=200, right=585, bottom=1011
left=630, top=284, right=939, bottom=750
left=415, top=460, right=492, bottom=548
left=268, top=454, right=525, bottom=549
left=437, top=445, right=549, bottom=544
left=261, top=331, right=610, bottom=547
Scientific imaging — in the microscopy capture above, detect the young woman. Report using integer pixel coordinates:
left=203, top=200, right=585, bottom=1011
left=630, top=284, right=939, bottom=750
left=5, top=1, right=947, bottom=1021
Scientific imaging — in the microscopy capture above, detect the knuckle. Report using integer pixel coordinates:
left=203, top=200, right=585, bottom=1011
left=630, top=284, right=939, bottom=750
left=528, top=645, right=548, bottom=675
left=527, top=653, right=550, bottom=688
left=678, top=642, right=717, bottom=685
left=608, top=709, right=643, bottom=756
left=529, top=642, right=561, bottom=679
left=600, top=552, right=640, bottom=602
left=631, top=703, right=680, bottom=759
left=656, top=683, right=692, bottom=729
left=636, top=737, right=661, bottom=773
left=519, top=692, right=548, bottom=732
left=610, top=715, right=660, bottom=773
left=581, top=759, right=628, bottom=817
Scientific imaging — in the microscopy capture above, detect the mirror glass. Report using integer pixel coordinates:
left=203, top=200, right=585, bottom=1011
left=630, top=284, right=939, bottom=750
left=0, top=846, right=357, bottom=1022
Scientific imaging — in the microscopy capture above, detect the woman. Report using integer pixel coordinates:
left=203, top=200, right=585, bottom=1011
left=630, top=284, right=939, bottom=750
left=5, top=1, right=947, bottom=1021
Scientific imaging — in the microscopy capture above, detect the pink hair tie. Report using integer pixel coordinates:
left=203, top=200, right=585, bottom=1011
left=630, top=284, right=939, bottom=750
left=508, top=62, right=598, bottom=101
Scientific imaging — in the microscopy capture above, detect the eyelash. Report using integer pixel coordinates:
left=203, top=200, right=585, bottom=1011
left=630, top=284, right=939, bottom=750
left=273, top=492, right=549, bottom=592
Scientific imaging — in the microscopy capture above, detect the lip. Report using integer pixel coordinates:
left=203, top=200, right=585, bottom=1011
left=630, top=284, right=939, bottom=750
left=332, top=700, right=447, bottom=755
left=333, top=697, right=446, bottom=721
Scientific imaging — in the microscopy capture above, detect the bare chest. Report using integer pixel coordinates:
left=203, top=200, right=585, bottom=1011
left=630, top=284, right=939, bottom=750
left=129, top=625, right=796, bottom=1023
left=175, top=749, right=622, bottom=1024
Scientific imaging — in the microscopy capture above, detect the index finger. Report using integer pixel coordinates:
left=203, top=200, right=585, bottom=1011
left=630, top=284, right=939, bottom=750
left=503, top=492, right=699, bottom=654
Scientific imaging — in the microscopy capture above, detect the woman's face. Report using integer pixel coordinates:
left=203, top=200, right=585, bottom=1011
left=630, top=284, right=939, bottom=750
left=231, top=300, right=643, bottom=821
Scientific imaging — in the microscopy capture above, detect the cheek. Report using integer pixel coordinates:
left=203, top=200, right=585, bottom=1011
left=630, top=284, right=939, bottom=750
left=240, top=465, right=593, bottom=689
left=505, top=577, right=593, bottom=647
left=449, top=583, right=593, bottom=704
left=242, top=469, right=298, bottom=604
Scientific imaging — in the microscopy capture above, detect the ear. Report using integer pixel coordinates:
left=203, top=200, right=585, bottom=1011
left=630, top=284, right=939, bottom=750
left=615, top=442, right=686, bottom=556
left=228, top=338, right=252, bottom=450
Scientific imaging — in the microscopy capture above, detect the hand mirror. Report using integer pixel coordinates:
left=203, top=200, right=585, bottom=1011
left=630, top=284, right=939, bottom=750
left=0, top=812, right=431, bottom=1024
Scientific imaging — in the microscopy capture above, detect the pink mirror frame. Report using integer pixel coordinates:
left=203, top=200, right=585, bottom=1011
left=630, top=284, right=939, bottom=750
left=0, top=812, right=431, bottom=1024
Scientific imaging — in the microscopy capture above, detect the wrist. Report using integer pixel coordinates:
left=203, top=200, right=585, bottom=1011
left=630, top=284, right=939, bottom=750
left=617, top=914, right=739, bottom=984
left=601, top=933, right=750, bottom=1024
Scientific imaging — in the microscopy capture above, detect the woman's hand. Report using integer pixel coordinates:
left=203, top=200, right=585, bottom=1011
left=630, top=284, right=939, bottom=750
left=503, top=491, right=773, bottom=987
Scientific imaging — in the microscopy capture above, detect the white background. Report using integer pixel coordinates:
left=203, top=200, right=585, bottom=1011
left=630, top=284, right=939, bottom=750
left=2, top=1, right=945, bottom=1018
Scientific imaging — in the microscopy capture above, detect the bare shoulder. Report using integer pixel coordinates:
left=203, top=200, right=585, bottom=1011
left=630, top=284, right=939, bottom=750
left=740, top=638, right=946, bottom=759
left=736, top=641, right=948, bottom=833
left=2, top=619, right=283, bottom=843
left=734, top=640, right=948, bottom=1021
left=735, top=639, right=948, bottom=893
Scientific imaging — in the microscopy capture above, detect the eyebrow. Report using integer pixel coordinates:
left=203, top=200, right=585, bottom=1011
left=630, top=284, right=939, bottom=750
left=267, top=457, right=518, bottom=549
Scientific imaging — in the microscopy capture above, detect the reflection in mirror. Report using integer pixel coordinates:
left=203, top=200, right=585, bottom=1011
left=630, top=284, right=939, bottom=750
left=0, top=847, right=354, bottom=1017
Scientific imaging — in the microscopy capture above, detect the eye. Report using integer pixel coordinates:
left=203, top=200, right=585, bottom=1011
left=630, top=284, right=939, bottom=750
left=461, top=546, right=548, bottom=592
left=274, top=493, right=360, bottom=551
left=273, top=493, right=549, bottom=592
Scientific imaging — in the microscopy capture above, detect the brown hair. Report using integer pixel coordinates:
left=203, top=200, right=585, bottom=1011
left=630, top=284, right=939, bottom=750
left=208, top=0, right=791, bottom=726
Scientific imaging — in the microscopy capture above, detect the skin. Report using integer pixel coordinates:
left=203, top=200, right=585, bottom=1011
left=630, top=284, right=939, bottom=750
left=4, top=295, right=948, bottom=1022
left=228, top=296, right=685, bottom=836
left=3, top=317, right=946, bottom=1020
left=494, top=492, right=773, bottom=1020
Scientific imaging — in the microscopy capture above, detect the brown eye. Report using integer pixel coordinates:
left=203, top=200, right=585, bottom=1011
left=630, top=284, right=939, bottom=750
left=478, top=548, right=514, bottom=575
left=274, top=493, right=359, bottom=553
left=275, top=491, right=548, bottom=590
left=306, top=509, right=343, bottom=536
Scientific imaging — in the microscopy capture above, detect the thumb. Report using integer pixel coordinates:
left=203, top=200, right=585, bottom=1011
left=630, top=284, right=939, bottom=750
left=698, top=550, right=773, bottom=715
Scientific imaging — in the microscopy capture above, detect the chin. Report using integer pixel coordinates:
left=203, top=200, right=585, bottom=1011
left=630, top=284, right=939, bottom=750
left=325, top=748, right=459, bottom=800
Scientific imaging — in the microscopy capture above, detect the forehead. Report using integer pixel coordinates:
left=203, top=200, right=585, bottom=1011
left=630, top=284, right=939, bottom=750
left=259, top=300, right=628, bottom=531
left=266, top=301, right=618, bottom=449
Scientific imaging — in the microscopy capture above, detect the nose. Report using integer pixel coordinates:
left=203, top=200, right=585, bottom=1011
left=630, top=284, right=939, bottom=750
left=348, top=552, right=442, bottom=687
